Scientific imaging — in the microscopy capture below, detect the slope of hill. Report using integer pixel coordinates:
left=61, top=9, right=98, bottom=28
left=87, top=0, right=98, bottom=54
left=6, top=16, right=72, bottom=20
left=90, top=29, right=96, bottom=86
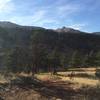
left=0, top=21, right=100, bottom=69
left=92, top=32, right=100, bottom=35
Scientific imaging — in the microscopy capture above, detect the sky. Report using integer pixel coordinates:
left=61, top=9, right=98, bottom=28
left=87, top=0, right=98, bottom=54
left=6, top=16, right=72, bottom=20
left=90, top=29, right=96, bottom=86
left=0, top=0, right=100, bottom=32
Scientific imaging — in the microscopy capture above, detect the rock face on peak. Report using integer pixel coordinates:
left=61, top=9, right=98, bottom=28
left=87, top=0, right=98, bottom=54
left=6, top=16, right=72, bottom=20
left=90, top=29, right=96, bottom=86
left=56, top=27, right=82, bottom=33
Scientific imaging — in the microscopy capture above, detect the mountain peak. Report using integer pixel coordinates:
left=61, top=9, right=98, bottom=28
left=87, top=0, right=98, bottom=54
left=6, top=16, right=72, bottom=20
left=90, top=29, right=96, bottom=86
left=56, top=26, right=81, bottom=33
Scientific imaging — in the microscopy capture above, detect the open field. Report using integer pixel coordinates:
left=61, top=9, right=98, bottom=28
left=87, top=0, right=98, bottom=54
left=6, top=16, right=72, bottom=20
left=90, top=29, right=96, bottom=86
left=36, top=67, right=99, bottom=87
left=0, top=67, right=100, bottom=100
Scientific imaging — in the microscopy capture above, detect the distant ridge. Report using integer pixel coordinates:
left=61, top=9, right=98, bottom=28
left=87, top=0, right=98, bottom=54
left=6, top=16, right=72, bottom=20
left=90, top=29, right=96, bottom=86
left=0, top=21, right=20, bottom=28
left=92, top=32, right=100, bottom=35
left=0, top=21, right=44, bottom=30
left=0, top=21, right=99, bottom=34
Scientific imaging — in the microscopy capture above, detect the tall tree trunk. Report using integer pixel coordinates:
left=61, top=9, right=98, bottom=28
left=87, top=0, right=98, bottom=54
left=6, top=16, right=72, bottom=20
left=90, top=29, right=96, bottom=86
left=53, top=66, right=57, bottom=75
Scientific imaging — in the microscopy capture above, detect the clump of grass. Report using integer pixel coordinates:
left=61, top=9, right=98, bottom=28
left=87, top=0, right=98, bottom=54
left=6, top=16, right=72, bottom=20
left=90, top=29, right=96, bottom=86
left=0, top=74, right=7, bottom=83
left=49, top=75, right=61, bottom=80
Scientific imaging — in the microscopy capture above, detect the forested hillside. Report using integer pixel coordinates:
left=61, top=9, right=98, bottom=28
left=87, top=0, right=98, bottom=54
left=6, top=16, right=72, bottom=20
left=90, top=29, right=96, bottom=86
left=0, top=22, right=100, bottom=74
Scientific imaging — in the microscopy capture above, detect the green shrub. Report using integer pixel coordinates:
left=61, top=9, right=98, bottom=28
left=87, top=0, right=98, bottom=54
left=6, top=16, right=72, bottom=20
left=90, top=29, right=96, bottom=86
left=95, top=69, right=100, bottom=79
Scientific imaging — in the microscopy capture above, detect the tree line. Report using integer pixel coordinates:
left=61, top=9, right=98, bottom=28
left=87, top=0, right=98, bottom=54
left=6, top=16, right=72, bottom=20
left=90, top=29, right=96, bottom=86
left=5, top=29, right=100, bottom=75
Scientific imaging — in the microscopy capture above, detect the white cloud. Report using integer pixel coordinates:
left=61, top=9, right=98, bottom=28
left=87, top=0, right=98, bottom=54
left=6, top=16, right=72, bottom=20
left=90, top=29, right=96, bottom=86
left=32, top=10, right=47, bottom=23
left=32, top=10, right=59, bottom=26
left=8, top=9, right=58, bottom=27
left=0, top=0, right=14, bottom=13
left=58, top=4, right=80, bottom=15
left=8, top=16, right=34, bottom=25
left=50, top=0, right=82, bottom=18
left=67, top=24, right=86, bottom=30
left=35, top=19, right=58, bottom=26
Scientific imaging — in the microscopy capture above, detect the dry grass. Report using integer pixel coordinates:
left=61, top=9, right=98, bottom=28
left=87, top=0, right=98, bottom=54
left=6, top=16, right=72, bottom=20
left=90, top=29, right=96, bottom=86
left=0, top=67, right=99, bottom=87
left=0, top=67, right=100, bottom=100
left=35, top=67, right=99, bottom=87
left=0, top=74, right=8, bottom=84
left=67, top=67, right=99, bottom=71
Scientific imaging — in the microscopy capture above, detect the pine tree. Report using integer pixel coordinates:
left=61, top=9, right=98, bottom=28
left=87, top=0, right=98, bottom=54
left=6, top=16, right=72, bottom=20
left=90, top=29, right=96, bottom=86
left=69, top=51, right=82, bottom=68
left=60, top=53, right=70, bottom=69
left=47, top=48, right=60, bottom=74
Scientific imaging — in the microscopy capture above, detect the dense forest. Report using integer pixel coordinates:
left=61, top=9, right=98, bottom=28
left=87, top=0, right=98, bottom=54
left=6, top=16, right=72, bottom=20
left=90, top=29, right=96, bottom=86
left=0, top=22, right=100, bottom=75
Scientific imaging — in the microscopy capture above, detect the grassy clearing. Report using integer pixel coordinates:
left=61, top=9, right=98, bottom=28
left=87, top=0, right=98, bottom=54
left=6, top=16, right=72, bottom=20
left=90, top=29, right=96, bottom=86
left=0, top=67, right=100, bottom=100
left=0, top=67, right=99, bottom=86
left=35, top=67, right=99, bottom=87
left=36, top=74, right=99, bottom=88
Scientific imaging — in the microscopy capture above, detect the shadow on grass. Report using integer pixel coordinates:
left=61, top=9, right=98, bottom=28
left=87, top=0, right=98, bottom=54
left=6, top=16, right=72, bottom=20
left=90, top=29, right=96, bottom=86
left=0, top=76, right=82, bottom=100
left=11, top=76, right=78, bottom=99
left=79, top=84, right=100, bottom=100
left=67, top=69, right=86, bottom=72
left=57, top=73, right=97, bottom=80
left=0, top=76, right=100, bottom=100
